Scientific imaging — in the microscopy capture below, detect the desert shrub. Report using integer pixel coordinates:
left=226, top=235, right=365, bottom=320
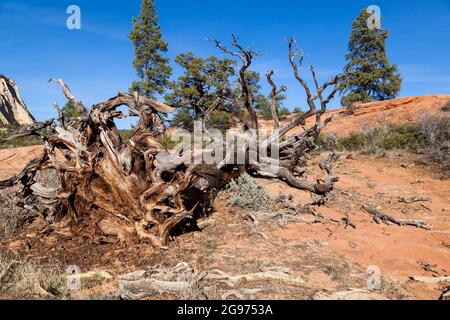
left=317, top=123, right=427, bottom=153
left=315, top=114, right=450, bottom=174
left=419, top=113, right=450, bottom=173
left=278, top=107, right=291, bottom=118
left=337, top=132, right=368, bottom=151
left=420, top=113, right=450, bottom=145
left=381, top=124, right=425, bottom=150
left=360, top=123, right=425, bottom=154
left=316, top=133, right=339, bottom=151
left=0, top=253, right=67, bottom=298
left=0, top=193, right=29, bottom=239
left=224, top=174, right=270, bottom=211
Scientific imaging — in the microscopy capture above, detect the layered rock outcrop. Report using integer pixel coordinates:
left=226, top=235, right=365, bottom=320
left=0, top=75, right=35, bottom=126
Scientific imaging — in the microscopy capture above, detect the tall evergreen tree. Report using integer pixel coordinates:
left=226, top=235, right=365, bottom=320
left=339, top=9, right=402, bottom=107
left=129, top=0, right=172, bottom=98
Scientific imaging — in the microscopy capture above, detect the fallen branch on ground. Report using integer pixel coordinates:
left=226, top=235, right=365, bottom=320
left=399, top=196, right=432, bottom=204
left=409, top=276, right=450, bottom=283
left=362, top=205, right=432, bottom=230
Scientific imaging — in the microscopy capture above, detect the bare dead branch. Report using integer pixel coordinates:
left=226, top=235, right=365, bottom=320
left=213, top=35, right=259, bottom=132
left=266, top=70, right=287, bottom=129
left=362, top=205, right=432, bottom=230
left=399, top=196, right=432, bottom=204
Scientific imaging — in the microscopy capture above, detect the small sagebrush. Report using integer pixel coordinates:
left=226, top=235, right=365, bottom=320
left=419, top=113, right=450, bottom=174
left=224, top=174, right=270, bottom=211
left=0, top=192, right=27, bottom=239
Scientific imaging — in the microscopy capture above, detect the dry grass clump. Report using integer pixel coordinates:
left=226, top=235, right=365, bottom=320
left=0, top=253, right=67, bottom=299
left=0, top=192, right=29, bottom=239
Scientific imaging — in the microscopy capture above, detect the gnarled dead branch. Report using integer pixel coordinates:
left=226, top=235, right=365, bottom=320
left=1, top=35, right=347, bottom=246
left=362, top=205, right=432, bottom=230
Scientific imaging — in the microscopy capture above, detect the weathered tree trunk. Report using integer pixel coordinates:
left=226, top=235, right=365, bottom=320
left=1, top=36, right=346, bottom=247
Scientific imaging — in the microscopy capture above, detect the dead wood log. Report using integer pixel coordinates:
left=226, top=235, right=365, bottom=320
left=399, top=196, right=432, bottom=204
left=362, top=205, right=432, bottom=230
left=1, top=35, right=348, bottom=246
left=205, top=268, right=305, bottom=287
left=409, top=276, right=450, bottom=284
left=119, top=278, right=192, bottom=294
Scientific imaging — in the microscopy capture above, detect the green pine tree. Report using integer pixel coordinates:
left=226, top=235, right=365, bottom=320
left=129, top=0, right=172, bottom=98
left=165, top=52, right=236, bottom=130
left=61, top=101, right=81, bottom=118
left=339, top=9, right=402, bottom=107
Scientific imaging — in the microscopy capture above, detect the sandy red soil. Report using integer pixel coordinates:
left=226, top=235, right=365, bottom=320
left=0, top=95, right=449, bottom=300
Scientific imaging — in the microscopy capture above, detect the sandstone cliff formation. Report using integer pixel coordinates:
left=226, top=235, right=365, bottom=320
left=0, top=75, right=35, bottom=126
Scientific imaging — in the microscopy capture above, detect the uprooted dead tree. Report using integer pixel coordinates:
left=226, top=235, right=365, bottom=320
left=0, top=36, right=348, bottom=248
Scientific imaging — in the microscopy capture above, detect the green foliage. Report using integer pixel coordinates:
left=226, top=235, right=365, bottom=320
left=225, top=174, right=270, bottom=211
left=316, top=117, right=450, bottom=157
left=206, top=110, right=232, bottom=132
left=119, top=130, right=134, bottom=144
left=61, top=101, right=81, bottom=118
left=255, top=94, right=272, bottom=120
left=377, top=124, right=424, bottom=150
left=278, top=107, right=291, bottom=118
left=337, top=132, right=368, bottom=151
left=171, top=108, right=194, bottom=131
left=158, top=133, right=178, bottom=150
left=165, top=52, right=236, bottom=130
left=61, top=100, right=82, bottom=128
left=129, top=0, right=172, bottom=97
left=254, top=83, right=287, bottom=121
left=339, top=9, right=402, bottom=107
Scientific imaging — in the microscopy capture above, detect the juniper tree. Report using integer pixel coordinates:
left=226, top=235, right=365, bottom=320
left=339, top=9, right=402, bottom=107
left=129, top=0, right=172, bottom=98
left=165, top=52, right=236, bottom=130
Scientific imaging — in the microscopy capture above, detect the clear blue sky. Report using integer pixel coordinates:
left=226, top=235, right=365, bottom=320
left=1, top=0, right=449, bottom=128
